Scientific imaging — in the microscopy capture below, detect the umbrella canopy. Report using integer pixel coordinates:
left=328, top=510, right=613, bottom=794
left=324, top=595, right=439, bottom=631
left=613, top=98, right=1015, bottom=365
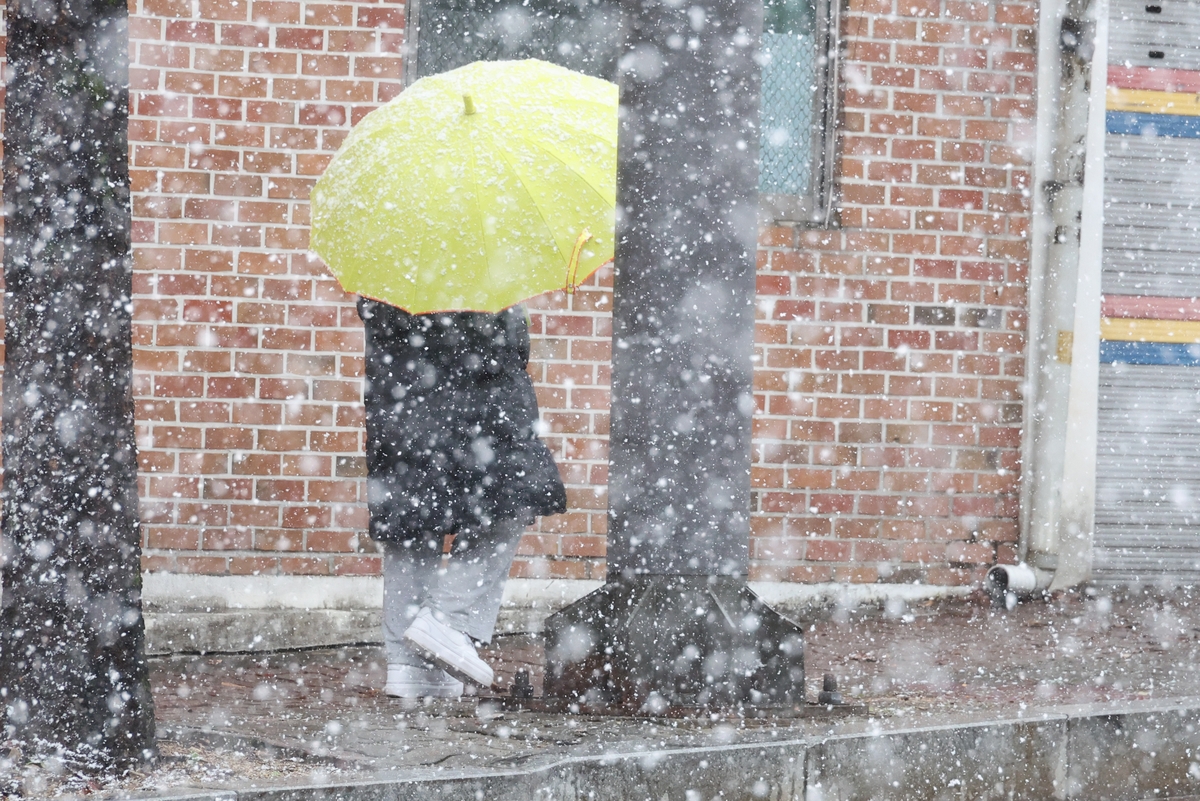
left=310, top=59, right=618, bottom=314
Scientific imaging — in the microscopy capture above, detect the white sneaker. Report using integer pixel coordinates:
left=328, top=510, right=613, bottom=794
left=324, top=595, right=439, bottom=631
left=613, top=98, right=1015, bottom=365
left=403, top=608, right=495, bottom=687
left=384, top=664, right=464, bottom=699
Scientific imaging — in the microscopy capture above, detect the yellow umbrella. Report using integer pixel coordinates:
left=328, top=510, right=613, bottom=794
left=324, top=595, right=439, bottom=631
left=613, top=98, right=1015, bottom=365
left=309, top=59, right=617, bottom=314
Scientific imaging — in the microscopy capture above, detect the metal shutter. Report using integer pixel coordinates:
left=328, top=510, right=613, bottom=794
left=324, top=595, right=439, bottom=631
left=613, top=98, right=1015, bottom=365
left=1108, top=0, right=1200, bottom=70
left=1096, top=364, right=1200, bottom=581
left=1094, top=0, right=1200, bottom=582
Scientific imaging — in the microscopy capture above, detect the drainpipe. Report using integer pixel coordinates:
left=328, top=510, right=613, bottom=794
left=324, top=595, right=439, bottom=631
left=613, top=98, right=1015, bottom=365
left=1002, top=0, right=1108, bottom=601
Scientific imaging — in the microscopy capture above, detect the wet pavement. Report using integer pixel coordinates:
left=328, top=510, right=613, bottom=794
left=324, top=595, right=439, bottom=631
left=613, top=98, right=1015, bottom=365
left=146, top=587, right=1200, bottom=776
left=8, top=590, right=1200, bottom=796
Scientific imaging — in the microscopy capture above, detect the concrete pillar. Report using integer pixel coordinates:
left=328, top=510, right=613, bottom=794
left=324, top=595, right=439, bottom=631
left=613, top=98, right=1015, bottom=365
left=544, top=0, right=807, bottom=711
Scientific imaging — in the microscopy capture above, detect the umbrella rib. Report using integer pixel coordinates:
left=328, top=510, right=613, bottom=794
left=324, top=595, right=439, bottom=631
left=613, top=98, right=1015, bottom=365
left=409, top=130, right=442, bottom=305
left=506, top=127, right=617, bottom=211
left=387, top=136, right=436, bottom=304
left=413, top=187, right=432, bottom=303
left=492, top=139, right=568, bottom=263
left=466, top=129, right=498, bottom=296
left=516, top=110, right=618, bottom=151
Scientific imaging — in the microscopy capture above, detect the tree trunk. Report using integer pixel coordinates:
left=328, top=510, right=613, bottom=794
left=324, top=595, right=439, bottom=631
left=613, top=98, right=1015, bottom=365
left=0, top=0, right=156, bottom=766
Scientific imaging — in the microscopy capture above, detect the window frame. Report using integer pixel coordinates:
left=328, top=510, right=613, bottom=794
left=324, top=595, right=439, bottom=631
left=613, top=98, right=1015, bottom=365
left=758, top=0, right=841, bottom=228
left=402, top=0, right=842, bottom=228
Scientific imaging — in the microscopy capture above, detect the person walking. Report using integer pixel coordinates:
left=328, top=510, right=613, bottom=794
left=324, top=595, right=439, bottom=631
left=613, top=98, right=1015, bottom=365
left=358, top=298, right=567, bottom=699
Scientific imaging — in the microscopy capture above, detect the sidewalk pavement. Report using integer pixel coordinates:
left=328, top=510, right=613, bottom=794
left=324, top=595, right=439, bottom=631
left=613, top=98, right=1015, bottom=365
left=14, top=588, right=1200, bottom=798
left=153, top=587, right=1200, bottom=754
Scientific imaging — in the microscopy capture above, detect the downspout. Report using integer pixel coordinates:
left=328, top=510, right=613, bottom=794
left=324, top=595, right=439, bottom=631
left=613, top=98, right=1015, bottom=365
left=1014, top=0, right=1073, bottom=588
left=1053, top=0, right=1108, bottom=591
left=992, top=0, right=1108, bottom=602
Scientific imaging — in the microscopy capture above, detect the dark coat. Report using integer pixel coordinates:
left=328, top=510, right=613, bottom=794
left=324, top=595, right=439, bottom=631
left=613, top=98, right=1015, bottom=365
left=358, top=298, right=567, bottom=543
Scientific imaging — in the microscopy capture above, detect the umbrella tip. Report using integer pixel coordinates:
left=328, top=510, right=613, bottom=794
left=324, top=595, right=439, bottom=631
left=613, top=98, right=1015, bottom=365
left=463, top=94, right=476, bottom=115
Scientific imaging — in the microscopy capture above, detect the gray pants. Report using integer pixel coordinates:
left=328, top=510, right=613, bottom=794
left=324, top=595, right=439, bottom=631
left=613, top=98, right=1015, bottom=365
left=382, top=516, right=526, bottom=667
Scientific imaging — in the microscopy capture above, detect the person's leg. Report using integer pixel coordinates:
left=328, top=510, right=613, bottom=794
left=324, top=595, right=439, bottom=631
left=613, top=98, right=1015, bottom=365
left=425, top=515, right=527, bottom=643
left=382, top=537, right=442, bottom=666
left=382, top=537, right=465, bottom=697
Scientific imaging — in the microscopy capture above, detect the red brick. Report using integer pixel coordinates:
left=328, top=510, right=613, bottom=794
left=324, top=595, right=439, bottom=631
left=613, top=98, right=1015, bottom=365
left=221, top=24, right=270, bottom=47
left=806, top=540, right=853, bottom=562
left=333, top=556, right=383, bottom=576
left=251, top=0, right=301, bottom=23
left=166, top=20, right=215, bottom=42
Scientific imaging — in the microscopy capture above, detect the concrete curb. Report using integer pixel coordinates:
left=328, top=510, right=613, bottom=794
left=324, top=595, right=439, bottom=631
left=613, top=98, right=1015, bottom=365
left=145, top=697, right=1200, bottom=800
left=142, top=576, right=968, bottom=655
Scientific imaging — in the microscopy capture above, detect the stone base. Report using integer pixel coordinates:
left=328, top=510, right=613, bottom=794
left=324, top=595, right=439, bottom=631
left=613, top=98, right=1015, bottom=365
left=140, top=575, right=603, bottom=655
left=139, top=573, right=964, bottom=657
left=144, top=609, right=381, bottom=655
left=543, top=575, right=805, bottom=711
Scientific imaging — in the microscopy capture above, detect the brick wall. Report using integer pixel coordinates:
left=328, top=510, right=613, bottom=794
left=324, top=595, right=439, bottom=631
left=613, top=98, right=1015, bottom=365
left=0, top=0, right=1036, bottom=588
left=125, top=0, right=400, bottom=578
left=745, top=0, right=1035, bottom=586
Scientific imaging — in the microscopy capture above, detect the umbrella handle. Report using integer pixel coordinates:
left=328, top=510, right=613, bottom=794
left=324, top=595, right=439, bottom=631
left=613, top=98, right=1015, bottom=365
left=565, top=229, right=592, bottom=294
